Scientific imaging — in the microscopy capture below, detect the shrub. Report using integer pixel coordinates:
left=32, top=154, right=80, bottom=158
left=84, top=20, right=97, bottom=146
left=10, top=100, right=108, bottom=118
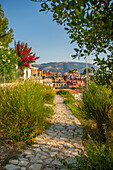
left=64, top=98, right=75, bottom=105
left=56, top=89, right=70, bottom=95
left=75, top=139, right=113, bottom=170
left=56, top=89, right=75, bottom=99
left=43, top=85, right=55, bottom=103
left=58, top=83, right=113, bottom=169
left=0, top=48, right=21, bottom=83
left=82, top=82, right=113, bottom=142
left=0, top=81, right=55, bottom=144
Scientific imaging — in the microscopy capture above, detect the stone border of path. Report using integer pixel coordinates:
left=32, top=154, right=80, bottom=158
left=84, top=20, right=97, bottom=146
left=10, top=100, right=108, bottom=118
left=4, top=95, right=84, bottom=170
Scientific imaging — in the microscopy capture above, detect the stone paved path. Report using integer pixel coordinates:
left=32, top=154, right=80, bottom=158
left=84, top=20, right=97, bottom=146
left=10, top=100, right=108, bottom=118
left=4, top=95, right=84, bottom=170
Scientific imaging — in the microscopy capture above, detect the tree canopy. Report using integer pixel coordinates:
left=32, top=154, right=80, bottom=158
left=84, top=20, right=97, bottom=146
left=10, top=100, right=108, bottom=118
left=31, top=0, right=113, bottom=58
left=83, top=68, right=92, bottom=74
left=31, top=0, right=113, bottom=88
left=0, top=5, right=18, bottom=83
left=0, top=4, right=14, bottom=48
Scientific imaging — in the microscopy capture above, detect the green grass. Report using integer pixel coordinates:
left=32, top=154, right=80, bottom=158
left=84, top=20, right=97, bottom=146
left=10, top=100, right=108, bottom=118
left=57, top=89, right=113, bottom=170
left=0, top=80, right=55, bottom=144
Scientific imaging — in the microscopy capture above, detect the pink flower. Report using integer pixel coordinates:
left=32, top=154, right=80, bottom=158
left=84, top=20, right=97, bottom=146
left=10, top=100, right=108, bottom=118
left=32, top=54, right=35, bottom=59
left=34, top=57, right=40, bottom=60
left=20, top=50, right=23, bottom=57
left=27, top=63, right=30, bottom=68
left=20, top=58, right=24, bottom=63
left=24, top=62, right=30, bottom=68
left=15, top=41, right=40, bottom=69
left=24, top=55, right=29, bottom=62
left=28, top=48, right=32, bottom=54
left=29, top=52, right=33, bottom=55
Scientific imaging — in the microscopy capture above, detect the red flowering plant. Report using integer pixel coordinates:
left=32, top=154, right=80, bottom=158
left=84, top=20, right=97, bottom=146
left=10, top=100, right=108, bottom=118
left=15, top=41, right=39, bottom=70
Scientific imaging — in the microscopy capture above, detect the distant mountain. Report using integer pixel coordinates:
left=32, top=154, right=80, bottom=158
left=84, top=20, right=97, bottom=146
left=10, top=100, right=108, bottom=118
left=32, top=61, right=94, bottom=73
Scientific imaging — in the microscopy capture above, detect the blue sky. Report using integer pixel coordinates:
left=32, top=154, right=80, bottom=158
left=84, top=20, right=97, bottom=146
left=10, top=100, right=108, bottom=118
left=0, top=0, right=105, bottom=64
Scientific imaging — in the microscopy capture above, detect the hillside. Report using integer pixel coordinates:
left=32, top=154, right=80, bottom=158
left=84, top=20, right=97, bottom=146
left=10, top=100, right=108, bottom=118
left=32, top=61, right=94, bottom=73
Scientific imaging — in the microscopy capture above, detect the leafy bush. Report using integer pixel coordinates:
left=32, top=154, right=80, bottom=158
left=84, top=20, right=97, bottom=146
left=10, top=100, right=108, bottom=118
left=56, top=89, right=75, bottom=99
left=58, top=88, right=113, bottom=170
left=0, top=81, right=55, bottom=144
left=56, top=89, right=70, bottom=95
left=43, top=85, right=55, bottom=103
left=76, top=139, right=113, bottom=170
left=0, top=48, right=21, bottom=83
left=64, top=98, right=75, bottom=105
left=82, top=82, right=113, bottom=142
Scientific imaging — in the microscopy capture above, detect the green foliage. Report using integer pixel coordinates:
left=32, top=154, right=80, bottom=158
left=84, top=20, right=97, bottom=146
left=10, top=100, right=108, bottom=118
left=0, top=48, right=21, bottom=83
left=75, top=140, right=113, bottom=170
left=64, top=98, right=75, bottom=105
left=56, top=89, right=70, bottom=95
left=58, top=141, right=113, bottom=170
left=93, top=56, right=113, bottom=89
left=56, top=89, right=75, bottom=100
left=69, top=68, right=78, bottom=73
left=82, top=82, right=113, bottom=141
left=43, top=85, right=55, bottom=103
left=0, top=81, right=55, bottom=144
left=0, top=5, right=20, bottom=83
left=83, top=68, right=92, bottom=75
left=35, top=0, right=113, bottom=58
left=32, top=0, right=113, bottom=87
left=0, top=5, right=14, bottom=48
left=58, top=89, right=113, bottom=169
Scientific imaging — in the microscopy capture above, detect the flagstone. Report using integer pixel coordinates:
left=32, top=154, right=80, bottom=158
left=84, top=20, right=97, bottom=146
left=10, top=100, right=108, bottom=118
left=9, top=160, right=19, bottom=165
left=51, top=159, right=63, bottom=166
left=30, top=158, right=43, bottom=163
left=18, top=160, right=29, bottom=166
left=29, top=164, right=42, bottom=170
left=21, top=167, right=26, bottom=170
left=4, top=164, right=20, bottom=170
left=3, top=95, right=84, bottom=170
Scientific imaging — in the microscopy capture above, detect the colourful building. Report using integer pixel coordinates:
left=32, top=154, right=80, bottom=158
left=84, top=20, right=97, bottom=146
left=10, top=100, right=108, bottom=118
left=67, top=78, right=85, bottom=88
left=52, top=77, right=67, bottom=89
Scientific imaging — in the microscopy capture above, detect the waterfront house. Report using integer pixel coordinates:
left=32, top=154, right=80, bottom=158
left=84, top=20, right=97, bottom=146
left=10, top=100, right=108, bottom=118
left=62, top=72, right=69, bottom=81
left=45, top=71, right=51, bottom=77
left=51, top=72, right=58, bottom=78
left=52, top=77, right=67, bottom=89
left=73, top=72, right=81, bottom=79
left=23, top=67, right=31, bottom=80
left=57, top=72, right=62, bottom=78
left=43, top=78, right=53, bottom=86
left=67, top=73, right=73, bottom=80
left=37, top=69, right=43, bottom=77
left=31, top=67, right=38, bottom=77
left=67, top=78, right=85, bottom=88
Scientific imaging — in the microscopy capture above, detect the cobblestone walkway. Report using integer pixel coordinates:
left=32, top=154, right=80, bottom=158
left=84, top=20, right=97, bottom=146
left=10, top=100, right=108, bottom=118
left=4, top=95, right=84, bottom=170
